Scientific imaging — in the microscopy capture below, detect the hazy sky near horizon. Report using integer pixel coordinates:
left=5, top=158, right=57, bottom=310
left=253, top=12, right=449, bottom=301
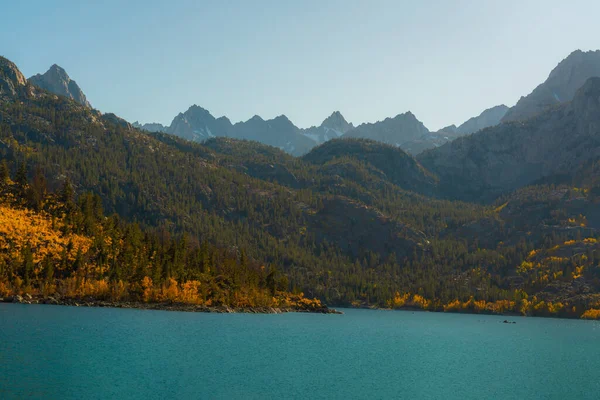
left=2, top=0, right=600, bottom=130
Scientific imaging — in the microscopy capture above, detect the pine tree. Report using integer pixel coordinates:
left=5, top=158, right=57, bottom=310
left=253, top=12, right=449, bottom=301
left=0, top=159, right=9, bottom=185
left=15, top=162, right=27, bottom=192
left=22, top=243, right=34, bottom=287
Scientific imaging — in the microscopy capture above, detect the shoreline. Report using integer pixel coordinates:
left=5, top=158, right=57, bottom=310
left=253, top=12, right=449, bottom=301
left=0, top=295, right=343, bottom=314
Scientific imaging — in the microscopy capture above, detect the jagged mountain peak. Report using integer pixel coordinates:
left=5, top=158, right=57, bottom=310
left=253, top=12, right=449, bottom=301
left=29, top=64, right=91, bottom=107
left=320, top=111, right=353, bottom=133
left=272, top=114, right=293, bottom=123
left=248, top=115, right=265, bottom=123
left=185, top=104, right=214, bottom=117
left=216, top=116, right=232, bottom=124
left=48, top=63, right=67, bottom=76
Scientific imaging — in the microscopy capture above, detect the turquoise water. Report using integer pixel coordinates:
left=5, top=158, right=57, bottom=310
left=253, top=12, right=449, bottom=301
left=1, top=305, right=599, bottom=399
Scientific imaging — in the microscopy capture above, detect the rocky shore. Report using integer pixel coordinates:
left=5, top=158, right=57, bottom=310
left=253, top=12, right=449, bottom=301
left=0, top=294, right=343, bottom=314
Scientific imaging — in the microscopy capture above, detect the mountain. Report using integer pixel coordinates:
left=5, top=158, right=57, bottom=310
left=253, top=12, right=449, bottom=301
left=4, top=55, right=600, bottom=318
left=230, top=114, right=315, bottom=156
left=419, top=77, right=600, bottom=201
left=302, top=111, right=354, bottom=145
left=29, top=64, right=91, bottom=107
left=165, top=105, right=315, bottom=156
left=132, top=121, right=167, bottom=132
left=455, top=104, right=509, bottom=135
left=0, top=57, right=441, bottom=307
left=321, top=110, right=354, bottom=133
left=502, top=50, right=600, bottom=122
left=397, top=105, right=509, bottom=155
left=168, top=105, right=232, bottom=141
left=342, top=111, right=429, bottom=148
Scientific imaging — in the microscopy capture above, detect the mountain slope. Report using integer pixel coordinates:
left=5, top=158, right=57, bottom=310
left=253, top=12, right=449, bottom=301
left=456, top=104, right=509, bottom=135
left=29, top=64, right=91, bottom=107
left=304, top=138, right=437, bottom=195
left=0, top=57, right=441, bottom=306
left=419, top=77, right=600, bottom=201
left=502, top=50, right=600, bottom=122
left=231, top=114, right=316, bottom=155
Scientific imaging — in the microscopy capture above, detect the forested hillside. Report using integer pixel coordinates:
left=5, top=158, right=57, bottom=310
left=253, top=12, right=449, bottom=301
left=0, top=162, right=327, bottom=312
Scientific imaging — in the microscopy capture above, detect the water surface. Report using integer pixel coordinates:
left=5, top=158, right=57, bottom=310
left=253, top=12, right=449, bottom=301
left=1, top=304, right=599, bottom=399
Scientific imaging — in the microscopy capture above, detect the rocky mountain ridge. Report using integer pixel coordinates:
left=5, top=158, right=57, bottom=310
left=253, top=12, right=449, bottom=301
left=502, top=50, right=600, bottom=122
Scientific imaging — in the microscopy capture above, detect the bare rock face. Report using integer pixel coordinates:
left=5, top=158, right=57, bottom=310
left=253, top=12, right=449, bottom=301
left=29, top=64, right=91, bottom=107
left=102, top=113, right=133, bottom=130
left=502, top=50, right=600, bottom=122
left=0, top=56, right=27, bottom=97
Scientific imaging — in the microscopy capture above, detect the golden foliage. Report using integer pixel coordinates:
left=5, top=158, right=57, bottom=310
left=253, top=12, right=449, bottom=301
left=581, top=309, right=600, bottom=320
left=0, top=204, right=91, bottom=265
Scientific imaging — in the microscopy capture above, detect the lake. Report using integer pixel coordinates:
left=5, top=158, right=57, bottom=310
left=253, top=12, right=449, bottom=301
left=1, top=304, right=599, bottom=399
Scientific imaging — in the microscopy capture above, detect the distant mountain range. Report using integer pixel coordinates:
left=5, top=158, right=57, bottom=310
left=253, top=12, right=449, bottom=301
left=23, top=49, right=600, bottom=158
left=128, top=103, right=509, bottom=156
left=135, top=108, right=354, bottom=156
left=22, top=63, right=509, bottom=155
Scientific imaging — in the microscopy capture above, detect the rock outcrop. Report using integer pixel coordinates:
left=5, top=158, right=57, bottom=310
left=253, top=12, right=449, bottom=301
left=102, top=113, right=133, bottom=130
left=29, top=64, right=91, bottom=107
left=0, top=56, right=27, bottom=97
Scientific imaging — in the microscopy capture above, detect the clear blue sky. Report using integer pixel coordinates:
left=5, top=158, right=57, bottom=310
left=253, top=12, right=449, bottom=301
left=2, top=0, right=600, bottom=130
